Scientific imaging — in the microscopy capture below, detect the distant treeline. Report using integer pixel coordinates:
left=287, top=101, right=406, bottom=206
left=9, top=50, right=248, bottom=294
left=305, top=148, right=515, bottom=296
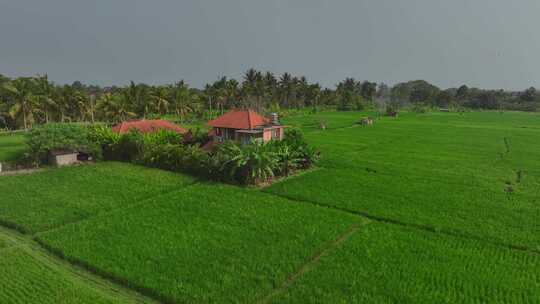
left=1, top=70, right=538, bottom=130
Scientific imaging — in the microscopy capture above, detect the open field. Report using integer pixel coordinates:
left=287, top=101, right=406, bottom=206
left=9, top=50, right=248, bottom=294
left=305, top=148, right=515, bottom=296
left=270, top=111, right=540, bottom=250
left=271, top=223, right=540, bottom=304
left=0, top=227, right=152, bottom=304
left=0, top=133, right=26, bottom=162
left=1, top=111, right=540, bottom=303
left=38, top=184, right=360, bottom=303
left=0, top=162, right=196, bottom=233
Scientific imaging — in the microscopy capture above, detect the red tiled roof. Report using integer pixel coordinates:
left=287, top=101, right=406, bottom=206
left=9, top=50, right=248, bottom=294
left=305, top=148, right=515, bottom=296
left=207, top=109, right=269, bottom=130
left=112, top=120, right=188, bottom=135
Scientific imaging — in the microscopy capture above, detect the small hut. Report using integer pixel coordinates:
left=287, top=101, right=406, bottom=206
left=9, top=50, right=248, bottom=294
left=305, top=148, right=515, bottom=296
left=359, top=117, right=374, bottom=126
left=49, top=150, right=80, bottom=167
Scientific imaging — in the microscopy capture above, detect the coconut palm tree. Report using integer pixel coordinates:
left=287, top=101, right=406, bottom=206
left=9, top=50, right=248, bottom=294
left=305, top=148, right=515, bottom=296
left=35, top=74, right=57, bottom=124
left=57, top=85, right=85, bottom=122
left=225, top=79, right=240, bottom=108
left=2, top=77, right=37, bottom=129
left=279, top=73, right=293, bottom=108
left=150, top=86, right=170, bottom=115
left=170, top=81, right=197, bottom=123
left=125, top=81, right=150, bottom=118
left=97, top=93, right=136, bottom=123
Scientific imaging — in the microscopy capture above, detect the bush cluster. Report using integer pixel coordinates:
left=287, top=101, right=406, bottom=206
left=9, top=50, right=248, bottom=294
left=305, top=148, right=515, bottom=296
left=25, top=123, right=101, bottom=166
left=88, top=126, right=318, bottom=185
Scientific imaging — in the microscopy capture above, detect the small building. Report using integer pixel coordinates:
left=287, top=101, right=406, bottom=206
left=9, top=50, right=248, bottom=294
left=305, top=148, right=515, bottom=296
left=112, top=119, right=188, bottom=135
left=359, top=117, right=374, bottom=126
left=49, top=150, right=80, bottom=167
left=207, top=110, right=285, bottom=145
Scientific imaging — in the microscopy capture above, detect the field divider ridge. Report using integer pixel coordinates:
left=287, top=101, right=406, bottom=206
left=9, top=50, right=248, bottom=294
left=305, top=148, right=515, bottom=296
left=257, top=222, right=363, bottom=304
left=264, top=191, right=540, bottom=256
left=0, top=225, right=160, bottom=304
left=32, top=180, right=201, bottom=238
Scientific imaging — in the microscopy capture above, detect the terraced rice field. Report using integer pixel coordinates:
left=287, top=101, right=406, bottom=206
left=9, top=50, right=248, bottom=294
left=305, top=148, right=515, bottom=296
left=1, top=111, right=540, bottom=303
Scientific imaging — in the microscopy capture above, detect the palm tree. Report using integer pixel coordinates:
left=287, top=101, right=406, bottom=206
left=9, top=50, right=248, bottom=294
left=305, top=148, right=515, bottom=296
left=225, top=79, right=239, bottom=109
left=253, top=77, right=266, bottom=112
left=2, top=77, right=37, bottom=129
left=307, top=83, right=321, bottom=108
left=35, top=74, right=56, bottom=124
left=170, top=81, right=197, bottom=123
left=242, top=69, right=261, bottom=109
left=296, top=76, right=309, bottom=108
left=150, top=86, right=170, bottom=115
left=125, top=81, right=150, bottom=118
left=57, top=85, right=85, bottom=122
left=97, top=93, right=136, bottom=123
left=279, top=73, right=293, bottom=108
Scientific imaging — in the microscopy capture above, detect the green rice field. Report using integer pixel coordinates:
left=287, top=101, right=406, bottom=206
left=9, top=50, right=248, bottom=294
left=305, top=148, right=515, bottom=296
left=1, top=110, right=540, bottom=303
left=0, top=162, right=196, bottom=233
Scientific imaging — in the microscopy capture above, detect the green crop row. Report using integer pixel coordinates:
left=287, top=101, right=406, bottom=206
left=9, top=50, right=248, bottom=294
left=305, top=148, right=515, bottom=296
left=0, top=162, right=196, bottom=233
left=0, top=247, right=126, bottom=304
left=37, top=183, right=360, bottom=303
left=271, top=222, right=540, bottom=304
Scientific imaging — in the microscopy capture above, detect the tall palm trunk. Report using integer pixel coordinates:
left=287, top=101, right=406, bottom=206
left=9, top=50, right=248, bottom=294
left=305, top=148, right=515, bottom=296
left=23, top=106, right=28, bottom=130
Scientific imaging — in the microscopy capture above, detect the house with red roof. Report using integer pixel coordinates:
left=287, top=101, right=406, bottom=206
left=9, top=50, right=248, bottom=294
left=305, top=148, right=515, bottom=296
left=112, top=119, right=188, bottom=135
left=207, top=109, right=284, bottom=145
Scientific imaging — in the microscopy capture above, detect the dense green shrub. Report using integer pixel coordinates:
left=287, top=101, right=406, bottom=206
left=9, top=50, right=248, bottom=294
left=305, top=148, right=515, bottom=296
left=143, top=129, right=182, bottom=146
left=282, top=128, right=319, bottom=168
left=116, top=130, right=144, bottom=162
left=26, top=123, right=101, bottom=165
left=184, top=128, right=210, bottom=145
left=87, top=125, right=120, bottom=160
left=139, top=143, right=207, bottom=176
left=215, top=141, right=278, bottom=184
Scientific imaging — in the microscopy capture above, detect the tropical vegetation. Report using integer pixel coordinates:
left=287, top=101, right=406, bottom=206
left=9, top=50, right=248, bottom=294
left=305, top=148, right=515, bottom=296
left=2, top=71, right=538, bottom=131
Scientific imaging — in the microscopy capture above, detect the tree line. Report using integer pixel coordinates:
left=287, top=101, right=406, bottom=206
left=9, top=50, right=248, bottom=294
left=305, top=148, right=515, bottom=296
left=1, top=70, right=538, bottom=130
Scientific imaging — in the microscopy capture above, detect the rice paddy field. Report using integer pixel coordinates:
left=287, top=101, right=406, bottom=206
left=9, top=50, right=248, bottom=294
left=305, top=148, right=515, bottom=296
left=1, top=110, right=540, bottom=303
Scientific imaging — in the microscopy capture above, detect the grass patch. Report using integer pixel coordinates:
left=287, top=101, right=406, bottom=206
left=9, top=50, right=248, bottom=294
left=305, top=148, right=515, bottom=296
left=0, top=247, right=126, bottom=304
left=270, top=222, right=540, bottom=303
left=0, top=162, right=196, bottom=233
left=38, top=183, right=360, bottom=303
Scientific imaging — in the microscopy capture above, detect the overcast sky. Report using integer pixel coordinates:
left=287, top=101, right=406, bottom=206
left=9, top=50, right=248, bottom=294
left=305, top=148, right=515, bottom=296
left=1, top=0, right=539, bottom=90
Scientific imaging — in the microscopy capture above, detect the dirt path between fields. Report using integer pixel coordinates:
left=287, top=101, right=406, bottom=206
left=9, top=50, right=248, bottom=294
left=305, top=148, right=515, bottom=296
left=0, top=226, right=159, bottom=304
left=258, top=222, right=362, bottom=304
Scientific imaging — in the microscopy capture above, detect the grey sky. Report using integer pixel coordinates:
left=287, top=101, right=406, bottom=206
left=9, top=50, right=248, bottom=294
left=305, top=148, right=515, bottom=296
left=1, top=0, right=539, bottom=90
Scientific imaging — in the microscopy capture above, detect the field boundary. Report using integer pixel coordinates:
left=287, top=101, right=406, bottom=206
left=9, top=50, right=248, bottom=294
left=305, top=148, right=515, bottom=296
left=258, top=222, right=363, bottom=304
left=0, top=226, right=159, bottom=304
left=265, top=192, right=540, bottom=256
left=32, top=181, right=201, bottom=237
